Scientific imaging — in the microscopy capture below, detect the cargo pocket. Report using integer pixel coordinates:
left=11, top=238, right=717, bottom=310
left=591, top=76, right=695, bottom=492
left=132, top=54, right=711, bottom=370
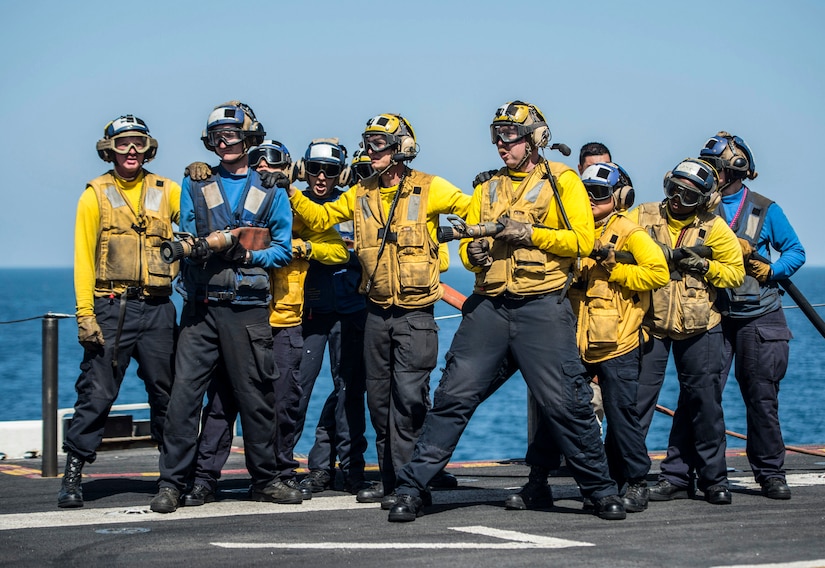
left=247, top=322, right=278, bottom=381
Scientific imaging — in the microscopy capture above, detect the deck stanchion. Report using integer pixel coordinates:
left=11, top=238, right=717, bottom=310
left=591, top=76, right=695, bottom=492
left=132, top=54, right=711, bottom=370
left=41, top=314, right=59, bottom=478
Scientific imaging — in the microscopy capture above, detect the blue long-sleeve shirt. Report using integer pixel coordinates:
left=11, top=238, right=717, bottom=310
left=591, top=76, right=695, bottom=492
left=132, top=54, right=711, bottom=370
left=719, top=186, right=805, bottom=281
left=179, top=166, right=292, bottom=270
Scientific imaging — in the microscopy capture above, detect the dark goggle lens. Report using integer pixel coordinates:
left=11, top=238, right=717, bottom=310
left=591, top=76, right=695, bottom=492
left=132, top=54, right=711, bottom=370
left=585, top=183, right=614, bottom=201
left=306, top=161, right=342, bottom=178
left=250, top=147, right=287, bottom=167
left=207, top=129, right=244, bottom=146
left=354, top=163, right=374, bottom=179
left=665, top=180, right=704, bottom=207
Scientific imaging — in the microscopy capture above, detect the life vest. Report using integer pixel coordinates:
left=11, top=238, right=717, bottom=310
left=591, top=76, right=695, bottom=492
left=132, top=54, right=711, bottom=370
left=475, top=161, right=575, bottom=297
left=87, top=171, right=177, bottom=297
left=636, top=201, right=720, bottom=339
left=569, top=214, right=648, bottom=363
left=715, top=188, right=782, bottom=317
left=303, top=189, right=365, bottom=315
left=353, top=169, right=441, bottom=309
left=176, top=170, right=276, bottom=306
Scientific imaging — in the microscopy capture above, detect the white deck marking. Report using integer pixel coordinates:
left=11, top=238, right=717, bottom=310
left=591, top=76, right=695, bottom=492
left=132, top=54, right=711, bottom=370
left=711, top=561, right=825, bottom=568
left=212, top=525, right=593, bottom=550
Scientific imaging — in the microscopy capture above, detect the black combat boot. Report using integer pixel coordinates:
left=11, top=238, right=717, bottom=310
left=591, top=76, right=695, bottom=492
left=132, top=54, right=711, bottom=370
left=57, top=451, right=85, bottom=508
left=504, top=466, right=553, bottom=510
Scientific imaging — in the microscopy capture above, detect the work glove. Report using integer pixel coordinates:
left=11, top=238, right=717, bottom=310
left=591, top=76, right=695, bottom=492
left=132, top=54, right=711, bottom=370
left=259, top=171, right=290, bottom=190
left=221, top=235, right=250, bottom=264
left=472, top=169, right=497, bottom=188
left=737, top=238, right=753, bottom=260
left=184, top=162, right=213, bottom=182
left=77, top=315, right=104, bottom=350
left=676, top=247, right=709, bottom=276
left=467, top=238, right=492, bottom=267
left=494, top=216, right=534, bottom=247
left=292, top=238, right=312, bottom=259
left=747, top=257, right=772, bottom=283
left=592, top=239, right=617, bottom=272
left=188, top=238, right=213, bottom=262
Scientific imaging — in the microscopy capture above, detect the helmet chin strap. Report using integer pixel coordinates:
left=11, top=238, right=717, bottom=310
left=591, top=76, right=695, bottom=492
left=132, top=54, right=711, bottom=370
left=514, top=138, right=532, bottom=171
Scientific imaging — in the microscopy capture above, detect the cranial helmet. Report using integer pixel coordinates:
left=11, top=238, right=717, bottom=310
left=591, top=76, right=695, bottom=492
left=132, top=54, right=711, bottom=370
left=201, top=100, right=266, bottom=152
left=294, top=138, right=351, bottom=187
left=248, top=140, right=292, bottom=178
left=351, top=147, right=374, bottom=184
left=361, top=114, right=417, bottom=160
left=490, top=100, right=551, bottom=148
left=699, top=131, right=758, bottom=181
left=581, top=162, right=635, bottom=211
left=96, top=114, right=158, bottom=163
left=663, top=158, right=721, bottom=210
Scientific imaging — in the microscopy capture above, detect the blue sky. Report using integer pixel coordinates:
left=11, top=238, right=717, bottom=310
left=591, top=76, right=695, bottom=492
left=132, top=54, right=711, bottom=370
left=2, top=0, right=823, bottom=267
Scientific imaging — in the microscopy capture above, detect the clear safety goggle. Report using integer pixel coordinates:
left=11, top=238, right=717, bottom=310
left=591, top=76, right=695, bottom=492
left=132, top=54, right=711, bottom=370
left=111, top=134, right=152, bottom=155
left=489, top=123, right=529, bottom=145
left=584, top=183, right=614, bottom=202
left=664, top=179, right=705, bottom=207
left=362, top=133, right=396, bottom=153
left=206, top=128, right=244, bottom=147
left=305, top=161, right=343, bottom=178
left=354, top=162, right=374, bottom=179
left=249, top=146, right=289, bottom=168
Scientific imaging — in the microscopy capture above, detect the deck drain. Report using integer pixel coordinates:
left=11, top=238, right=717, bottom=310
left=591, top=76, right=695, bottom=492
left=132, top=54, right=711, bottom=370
left=105, top=508, right=152, bottom=516
left=95, top=527, right=151, bottom=535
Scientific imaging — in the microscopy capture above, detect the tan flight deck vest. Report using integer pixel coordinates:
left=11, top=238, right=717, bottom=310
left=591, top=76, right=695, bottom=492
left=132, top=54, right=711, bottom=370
left=87, top=171, right=177, bottom=298
left=570, top=214, right=648, bottom=364
left=354, top=170, right=442, bottom=309
left=475, top=161, right=575, bottom=297
left=636, top=201, right=719, bottom=339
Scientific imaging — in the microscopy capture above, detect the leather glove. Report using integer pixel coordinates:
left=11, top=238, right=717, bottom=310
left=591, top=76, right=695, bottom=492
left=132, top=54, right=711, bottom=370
left=676, top=247, right=709, bottom=275
left=221, top=235, right=250, bottom=264
left=292, top=238, right=312, bottom=259
left=747, top=257, right=772, bottom=283
left=594, top=240, right=617, bottom=272
left=188, top=238, right=213, bottom=262
left=467, top=238, right=492, bottom=267
left=472, top=169, right=497, bottom=187
left=259, top=171, right=290, bottom=190
left=184, top=162, right=213, bottom=182
left=77, top=315, right=104, bottom=350
left=737, top=238, right=753, bottom=260
left=494, top=216, right=534, bottom=247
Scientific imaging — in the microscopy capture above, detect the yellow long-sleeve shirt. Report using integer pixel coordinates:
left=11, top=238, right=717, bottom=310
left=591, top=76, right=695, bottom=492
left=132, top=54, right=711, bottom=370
left=289, top=174, right=471, bottom=248
left=459, top=167, right=595, bottom=271
left=74, top=171, right=181, bottom=317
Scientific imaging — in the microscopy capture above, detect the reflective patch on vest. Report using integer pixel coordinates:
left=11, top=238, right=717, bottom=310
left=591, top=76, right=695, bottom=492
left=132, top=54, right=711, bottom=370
left=202, top=182, right=224, bottom=210
left=144, top=186, right=163, bottom=212
left=245, top=185, right=265, bottom=216
left=488, top=180, right=498, bottom=204
left=744, top=209, right=761, bottom=241
left=407, top=194, right=421, bottom=221
left=360, top=196, right=374, bottom=219
left=104, top=185, right=128, bottom=209
left=524, top=180, right=542, bottom=204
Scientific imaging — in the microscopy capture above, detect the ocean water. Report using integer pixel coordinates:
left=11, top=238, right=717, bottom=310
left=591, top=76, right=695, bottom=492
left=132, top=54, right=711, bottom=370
left=1, top=267, right=824, bottom=463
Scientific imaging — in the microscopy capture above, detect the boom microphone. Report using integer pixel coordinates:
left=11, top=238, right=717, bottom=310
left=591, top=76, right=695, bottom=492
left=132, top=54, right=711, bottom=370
left=551, top=143, right=571, bottom=156
left=391, top=152, right=417, bottom=163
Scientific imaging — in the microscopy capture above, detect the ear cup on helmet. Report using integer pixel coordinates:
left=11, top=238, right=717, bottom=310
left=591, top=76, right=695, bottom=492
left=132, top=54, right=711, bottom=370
left=613, top=184, right=635, bottom=211
left=703, top=191, right=721, bottom=212
left=532, top=124, right=550, bottom=148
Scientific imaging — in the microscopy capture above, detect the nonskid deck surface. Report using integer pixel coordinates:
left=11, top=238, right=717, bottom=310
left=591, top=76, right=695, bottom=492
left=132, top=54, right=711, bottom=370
left=2, top=446, right=824, bottom=568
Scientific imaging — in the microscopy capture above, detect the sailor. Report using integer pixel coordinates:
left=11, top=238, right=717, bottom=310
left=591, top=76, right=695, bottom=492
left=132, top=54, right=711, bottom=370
left=388, top=100, right=627, bottom=522
left=179, top=139, right=349, bottom=505
left=700, top=132, right=804, bottom=500
left=298, top=141, right=371, bottom=495
left=59, top=115, right=179, bottom=508
left=150, top=101, right=293, bottom=513
left=286, top=113, right=470, bottom=508
left=628, top=158, right=745, bottom=505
